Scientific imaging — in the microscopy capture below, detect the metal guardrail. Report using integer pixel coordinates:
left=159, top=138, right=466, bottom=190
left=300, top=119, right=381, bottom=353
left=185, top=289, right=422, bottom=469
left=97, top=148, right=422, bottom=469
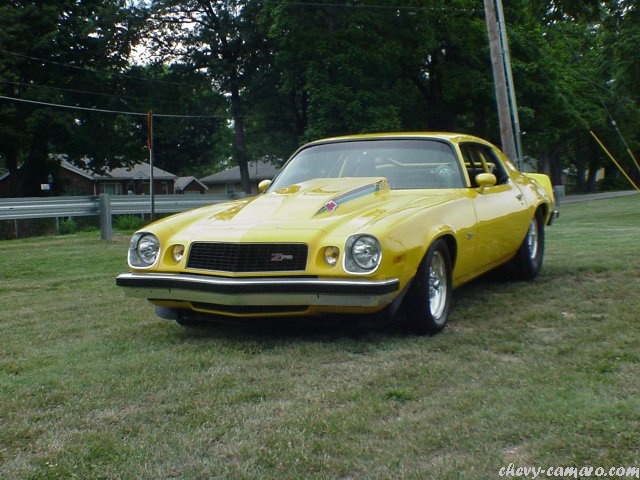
left=0, top=196, right=98, bottom=220
left=0, top=194, right=235, bottom=221
left=109, top=194, right=235, bottom=215
left=0, top=193, right=236, bottom=240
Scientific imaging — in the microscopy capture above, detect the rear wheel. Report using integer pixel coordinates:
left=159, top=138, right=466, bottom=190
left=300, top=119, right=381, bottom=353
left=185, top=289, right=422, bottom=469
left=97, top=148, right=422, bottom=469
left=404, top=238, right=452, bottom=335
left=512, top=210, right=544, bottom=280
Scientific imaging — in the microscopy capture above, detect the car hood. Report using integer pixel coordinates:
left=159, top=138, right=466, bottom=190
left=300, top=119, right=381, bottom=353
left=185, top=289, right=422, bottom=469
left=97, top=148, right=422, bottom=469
left=166, top=177, right=450, bottom=240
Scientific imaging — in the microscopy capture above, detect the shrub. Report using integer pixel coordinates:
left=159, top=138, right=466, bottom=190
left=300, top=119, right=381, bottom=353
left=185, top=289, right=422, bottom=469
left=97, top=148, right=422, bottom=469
left=114, top=214, right=146, bottom=232
left=57, top=217, right=78, bottom=235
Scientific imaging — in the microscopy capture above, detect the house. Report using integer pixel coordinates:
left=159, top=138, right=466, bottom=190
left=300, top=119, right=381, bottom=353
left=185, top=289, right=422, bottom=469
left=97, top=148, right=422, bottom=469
left=200, top=160, right=279, bottom=194
left=0, top=157, right=179, bottom=197
left=58, top=159, right=177, bottom=196
left=175, top=176, right=208, bottom=194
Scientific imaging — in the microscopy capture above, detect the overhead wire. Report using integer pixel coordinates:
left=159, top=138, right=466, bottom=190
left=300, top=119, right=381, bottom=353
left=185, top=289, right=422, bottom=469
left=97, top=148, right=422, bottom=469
left=254, top=0, right=481, bottom=14
left=0, top=48, right=191, bottom=88
left=0, top=94, right=226, bottom=119
left=0, top=47, right=219, bottom=112
left=0, top=79, right=155, bottom=104
left=0, top=48, right=226, bottom=119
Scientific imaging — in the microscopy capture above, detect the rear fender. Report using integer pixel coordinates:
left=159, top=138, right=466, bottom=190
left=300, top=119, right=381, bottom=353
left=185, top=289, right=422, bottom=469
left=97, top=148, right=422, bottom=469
left=523, top=173, right=559, bottom=225
left=524, top=173, right=555, bottom=203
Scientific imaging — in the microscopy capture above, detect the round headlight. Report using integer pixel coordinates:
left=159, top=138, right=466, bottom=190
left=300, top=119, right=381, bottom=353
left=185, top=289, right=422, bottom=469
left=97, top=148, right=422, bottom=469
left=346, top=235, right=381, bottom=273
left=138, top=234, right=160, bottom=264
left=128, top=233, right=160, bottom=267
left=352, top=236, right=381, bottom=269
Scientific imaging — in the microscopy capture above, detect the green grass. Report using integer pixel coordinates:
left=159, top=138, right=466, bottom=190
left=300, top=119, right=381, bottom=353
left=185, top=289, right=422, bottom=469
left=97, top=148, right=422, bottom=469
left=1, top=196, right=639, bottom=479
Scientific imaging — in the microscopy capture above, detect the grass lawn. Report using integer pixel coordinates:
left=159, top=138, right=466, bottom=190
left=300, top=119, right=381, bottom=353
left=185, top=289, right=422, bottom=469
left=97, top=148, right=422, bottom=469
left=1, top=195, right=639, bottom=479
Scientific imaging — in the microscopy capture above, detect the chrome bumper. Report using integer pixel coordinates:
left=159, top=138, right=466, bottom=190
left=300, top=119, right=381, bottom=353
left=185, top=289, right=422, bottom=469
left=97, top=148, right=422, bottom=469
left=116, top=272, right=400, bottom=308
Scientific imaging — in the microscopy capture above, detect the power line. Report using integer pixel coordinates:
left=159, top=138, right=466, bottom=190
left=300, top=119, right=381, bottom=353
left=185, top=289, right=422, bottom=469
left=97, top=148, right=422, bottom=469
left=0, top=48, right=194, bottom=88
left=0, top=79, right=152, bottom=104
left=256, top=1, right=481, bottom=13
left=0, top=78, right=217, bottom=114
left=0, top=94, right=226, bottom=119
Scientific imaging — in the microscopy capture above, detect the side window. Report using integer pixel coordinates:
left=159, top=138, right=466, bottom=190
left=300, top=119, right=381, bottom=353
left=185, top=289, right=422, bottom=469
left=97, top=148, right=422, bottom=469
left=459, top=144, right=483, bottom=187
left=478, top=146, right=509, bottom=185
left=460, top=142, right=509, bottom=186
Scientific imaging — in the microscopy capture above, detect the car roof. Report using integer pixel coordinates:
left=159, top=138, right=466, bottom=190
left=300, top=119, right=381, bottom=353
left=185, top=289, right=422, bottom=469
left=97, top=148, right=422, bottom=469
left=304, top=132, right=490, bottom=147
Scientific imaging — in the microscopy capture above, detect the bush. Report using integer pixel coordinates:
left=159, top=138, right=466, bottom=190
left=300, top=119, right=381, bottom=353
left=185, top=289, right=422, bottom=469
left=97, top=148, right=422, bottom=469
left=114, top=215, right=146, bottom=232
left=57, top=217, right=78, bottom=235
left=0, top=218, right=57, bottom=240
left=597, top=174, right=636, bottom=192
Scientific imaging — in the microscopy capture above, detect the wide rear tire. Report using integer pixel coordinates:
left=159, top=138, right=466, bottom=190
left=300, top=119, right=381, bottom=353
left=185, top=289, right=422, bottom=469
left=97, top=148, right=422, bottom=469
left=404, top=238, right=453, bottom=335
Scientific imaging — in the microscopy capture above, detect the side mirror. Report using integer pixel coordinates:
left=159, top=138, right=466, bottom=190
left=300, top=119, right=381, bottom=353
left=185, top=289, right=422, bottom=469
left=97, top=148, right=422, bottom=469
left=258, top=179, right=272, bottom=193
left=476, top=173, right=497, bottom=190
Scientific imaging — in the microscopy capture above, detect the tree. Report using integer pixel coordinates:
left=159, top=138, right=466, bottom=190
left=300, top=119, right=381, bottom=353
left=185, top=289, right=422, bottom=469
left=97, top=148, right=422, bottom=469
left=118, top=63, right=231, bottom=178
left=262, top=0, right=494, bottom=142
left=144, top=0, right=270, bottom=193
left=498, top=1, right=606, bottom=189
left=0, top=0, right=142, bottom=196
left=599, top=0, right=640, bottom=189
left=2, top=0, right=637, bottom=198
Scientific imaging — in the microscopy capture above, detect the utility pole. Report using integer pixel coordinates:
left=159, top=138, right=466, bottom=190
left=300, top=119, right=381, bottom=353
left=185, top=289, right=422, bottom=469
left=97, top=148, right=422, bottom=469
left=147, top=110, right=155, bottom=222
left=484, top=0, right=522, bottom=167
left=495, top=0, right=523, bottom=166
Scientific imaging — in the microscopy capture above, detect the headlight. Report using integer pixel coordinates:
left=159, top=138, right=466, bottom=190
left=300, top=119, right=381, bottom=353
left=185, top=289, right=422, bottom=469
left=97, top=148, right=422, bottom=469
left=128, top=233, right=160, bottom=267
left=345, top=234, right=381, bottom=273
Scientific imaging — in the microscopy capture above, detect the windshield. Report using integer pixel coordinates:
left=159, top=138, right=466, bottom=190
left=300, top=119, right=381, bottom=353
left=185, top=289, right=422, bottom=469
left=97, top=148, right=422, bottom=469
left=268, top=139, right=465, bottom=191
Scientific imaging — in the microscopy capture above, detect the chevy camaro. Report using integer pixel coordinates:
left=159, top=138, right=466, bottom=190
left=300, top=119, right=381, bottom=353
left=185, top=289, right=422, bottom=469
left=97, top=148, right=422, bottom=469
left=116, top=133, right=557, bottom=334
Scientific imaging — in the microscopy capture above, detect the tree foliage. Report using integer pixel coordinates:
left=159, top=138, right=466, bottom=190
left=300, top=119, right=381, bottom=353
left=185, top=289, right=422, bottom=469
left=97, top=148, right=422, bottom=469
left=1, top=0, right=638, bottom=196
left=0, top=0, right=143, bottom=196
left=143, top=0, right=271, bottom=192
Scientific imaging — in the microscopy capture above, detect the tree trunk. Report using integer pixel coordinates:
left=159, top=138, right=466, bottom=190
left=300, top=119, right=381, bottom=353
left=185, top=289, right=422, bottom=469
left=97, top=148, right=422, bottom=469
left=229, top=82, right=250, bottom=194
left=538, top=143, right=563, bottom=186
left=22, top=137, right=49, bottom=197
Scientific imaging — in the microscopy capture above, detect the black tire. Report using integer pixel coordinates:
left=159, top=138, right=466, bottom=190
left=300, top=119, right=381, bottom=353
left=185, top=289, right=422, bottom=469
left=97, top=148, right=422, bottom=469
left=175, top=314, right=207, bottom=327
left=155, top=306, right=210, bottom=327
left=512, top=210, right=544, bottom=280
left=404, top=238, right=453, bottom=335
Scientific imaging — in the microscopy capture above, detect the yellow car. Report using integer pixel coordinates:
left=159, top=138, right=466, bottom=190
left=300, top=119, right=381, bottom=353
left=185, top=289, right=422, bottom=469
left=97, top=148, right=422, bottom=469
left=116, top=133, right=557, bottom=333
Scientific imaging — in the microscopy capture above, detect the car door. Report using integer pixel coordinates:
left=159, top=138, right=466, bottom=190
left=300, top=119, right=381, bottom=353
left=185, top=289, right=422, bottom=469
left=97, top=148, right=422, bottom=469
left=459, top=142, right=531, bottom=270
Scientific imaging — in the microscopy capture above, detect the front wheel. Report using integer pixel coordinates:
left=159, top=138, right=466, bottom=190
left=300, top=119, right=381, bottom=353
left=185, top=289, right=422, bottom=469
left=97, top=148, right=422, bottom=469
left=404, top=238, right=453, bottom=335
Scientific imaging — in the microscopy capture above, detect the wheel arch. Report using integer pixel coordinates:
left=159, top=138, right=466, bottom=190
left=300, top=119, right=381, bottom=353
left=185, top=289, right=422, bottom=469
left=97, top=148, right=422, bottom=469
left=435, top=233, right=457, bottom=271
left=536, top=202, right=549, bottom=221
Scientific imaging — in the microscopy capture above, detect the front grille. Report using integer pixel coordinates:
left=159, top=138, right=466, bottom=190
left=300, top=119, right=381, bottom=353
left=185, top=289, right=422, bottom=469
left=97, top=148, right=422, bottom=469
left=187, top=242, right=308, bottom=273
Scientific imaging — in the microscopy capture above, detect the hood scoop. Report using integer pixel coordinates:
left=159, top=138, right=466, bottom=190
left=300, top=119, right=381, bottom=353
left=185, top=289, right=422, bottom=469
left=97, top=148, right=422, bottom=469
left=197, top=177, right=391, bottom=229
left=305, top=178, right=390, bottom=215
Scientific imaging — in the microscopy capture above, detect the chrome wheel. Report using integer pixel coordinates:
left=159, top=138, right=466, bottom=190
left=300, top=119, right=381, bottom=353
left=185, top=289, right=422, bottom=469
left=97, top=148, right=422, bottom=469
left=404, top=238, right=452, bottom=335
left=428, top=251, right=448, bottom=321
left=525, top=219, right=539, bottom=260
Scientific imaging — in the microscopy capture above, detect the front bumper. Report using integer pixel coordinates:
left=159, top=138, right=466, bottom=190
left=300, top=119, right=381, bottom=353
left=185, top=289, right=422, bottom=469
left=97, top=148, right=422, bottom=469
left=116, top=272, right=400, bottom=308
